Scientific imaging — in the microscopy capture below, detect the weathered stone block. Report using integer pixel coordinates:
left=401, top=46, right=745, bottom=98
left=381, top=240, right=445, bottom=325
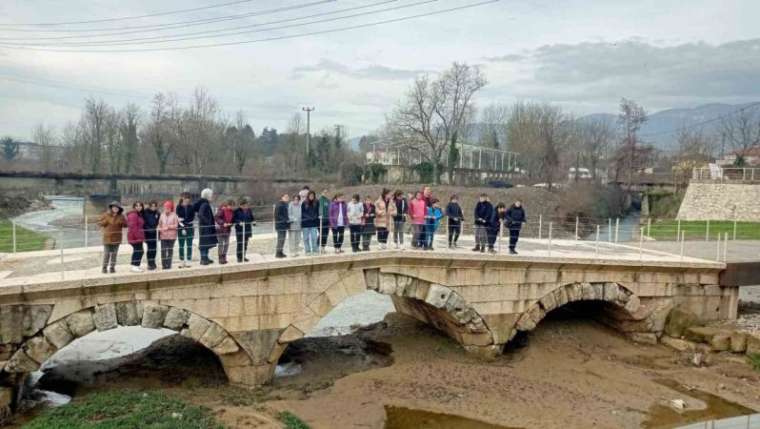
left=212, top=336, right=239, bottom=355
left=378, top=274, right=397, bottom=295
left=141, top=304, right=168, bottom=329
left=629, top=332, right=658, bottom=345
left=199, top=323, right=227, bottom=349
left=163, top=308, right=190, bottom=330
left=115, top=301, right=140, bottom=326
left=277, top=325, right=305, bottom=344
left=515, top=313, right=536, bottom=332
left=65, top=311, right=95, bottom=338
left=24, top=336, right=56, bottom=364
left=233, top=329, right=281, bottom=365
left=363, top=269, right=379, bottom=290
left=463, top=344, right=501, bottom=360
left=5, top=350, right=39, bottom=373
left=660, top=336, right=697, bottom=352
left=93, top=304, right=118, bottom=331
left=23, top=305, right=53, bottom=337
left=182, top=314, right=211, bottom=341
left=225, top=363, right=275, bottom=386
left=664, top=307, right=699, bottom=338
left=730, top=332, right=747, bottom=353
left=684, top=327, right=730, bottom=344
left=709, top=333, right=731, bottom=351
left=746, top=334, right=760, bottom=356
left=624, top=295, right=641, bottom=314
left=425, top=284, right=452, bottom=309
left=43, top=321, right=73, bottom=349
left=539, top=292, right=557, bottom=312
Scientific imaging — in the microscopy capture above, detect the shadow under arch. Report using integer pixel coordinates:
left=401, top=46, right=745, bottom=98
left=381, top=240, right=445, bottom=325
left=510, top=282, right=665, bottom=343
left=0, top=302, right=251, bottom=389
left=270, top=269, right=499, bottom=363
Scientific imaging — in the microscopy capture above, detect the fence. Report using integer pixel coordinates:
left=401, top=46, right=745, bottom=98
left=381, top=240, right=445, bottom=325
left=692, top=167, right=760, bottom=183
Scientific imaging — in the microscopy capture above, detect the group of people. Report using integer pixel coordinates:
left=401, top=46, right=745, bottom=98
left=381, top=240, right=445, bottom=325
left=273, top=185, right=527, bottom=258
left=97, top=188, right=255, bottom=274
left=98, top=185, right=527, bottom=273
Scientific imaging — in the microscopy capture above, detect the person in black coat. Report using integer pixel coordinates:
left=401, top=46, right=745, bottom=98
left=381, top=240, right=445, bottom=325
left=142, top=201, right=160, bottom=270
left=486, top=202, right=507, bottom=253
left=505, top=200, right=527, bottom=254
left=233, top=198, right=256, bottom=263
left=176, top=193, right=195, bottom=268
left=445, top=195, right=464, bottom=248
left=194, top=188, right=218, bottom=265
left=274, top=193, right=291, bottom=258
left=392, top=190, right=408, bottom=248
left=473, top=194, right=493, bottom=253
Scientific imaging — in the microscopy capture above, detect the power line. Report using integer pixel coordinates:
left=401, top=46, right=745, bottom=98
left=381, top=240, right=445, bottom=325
left=0, top=0, right=265, bottom=27
left=0, top=0, right=500, bottom=53
left=0, top=0, right=335, bottom=36
left=639, top=102, right=760, bottom=138
left=1, top=0, right=413, bottom=47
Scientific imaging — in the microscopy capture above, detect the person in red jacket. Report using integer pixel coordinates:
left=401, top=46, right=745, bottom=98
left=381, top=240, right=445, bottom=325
left=409, top=191, right=426, bottom=248
left=126, top=201, right=145, bottom=273
left=215, top=199, right=235, bottom=264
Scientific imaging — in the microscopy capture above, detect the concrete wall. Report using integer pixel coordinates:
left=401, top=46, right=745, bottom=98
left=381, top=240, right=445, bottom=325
left=677, top=182, right=760, bottom=221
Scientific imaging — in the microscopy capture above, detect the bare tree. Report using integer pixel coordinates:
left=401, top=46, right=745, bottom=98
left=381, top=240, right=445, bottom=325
left=616, top=98, right=648, bottom=185
left=287, top=112, right=304, bottom=135
left=720, top=107, right=760, bottom=165
left=80, top=98, right=110, bottom=173
left=142, top=93, right=175, bottom=175
left=120, top=104, right=140, bottom=174
left=387, top=62, right=486, bottom=184
left=32, top=124, right=56, bottom=171
left=226, top=111, right=256, bottom=174
left=183, top=87, right=222, bottom=174
left=580, top=118, right=614, bottom=181
left=479, top=103, right=509, bottom=149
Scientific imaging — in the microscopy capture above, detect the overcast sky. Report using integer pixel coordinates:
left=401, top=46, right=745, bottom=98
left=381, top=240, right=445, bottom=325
left=1, top=0, right=759, bottom=140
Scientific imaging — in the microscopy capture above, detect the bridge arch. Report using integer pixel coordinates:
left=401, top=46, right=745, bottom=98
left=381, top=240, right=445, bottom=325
left=270, top=269, right=498, bottom=363
left=0, top=302, right=253, bottom=387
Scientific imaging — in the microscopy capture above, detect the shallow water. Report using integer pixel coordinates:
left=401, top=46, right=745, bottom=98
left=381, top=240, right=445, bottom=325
left=384, top=406, right=520, bottom=429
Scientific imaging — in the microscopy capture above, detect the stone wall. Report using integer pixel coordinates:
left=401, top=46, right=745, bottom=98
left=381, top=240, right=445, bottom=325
left=677, top=182, right=760, bottom=221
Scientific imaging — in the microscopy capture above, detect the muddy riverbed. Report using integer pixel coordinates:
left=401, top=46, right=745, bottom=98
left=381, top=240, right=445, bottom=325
left=9, top=306, right=760, bottom=429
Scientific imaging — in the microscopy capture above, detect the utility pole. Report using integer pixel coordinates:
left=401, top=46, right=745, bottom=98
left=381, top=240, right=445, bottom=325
left=302, top=106, right=315, bottom=159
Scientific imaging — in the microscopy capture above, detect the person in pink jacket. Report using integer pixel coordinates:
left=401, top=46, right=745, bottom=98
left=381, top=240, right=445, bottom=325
left=126, top=201, right=145, bottom=273
left=409, top=191, right=426, bottom=249
left=159, top=200, right=179, bottom=270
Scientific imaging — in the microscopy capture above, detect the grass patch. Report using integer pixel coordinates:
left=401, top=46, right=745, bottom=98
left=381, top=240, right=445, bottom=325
left=0, top=219, right=48, bottom=252
left=647, top=220, right=760, bottom=240
left=749, top=354, right=760, bottom=372
left=278, top=411, right=311, bottom=429
left=23, top=389, right=224, bottom=429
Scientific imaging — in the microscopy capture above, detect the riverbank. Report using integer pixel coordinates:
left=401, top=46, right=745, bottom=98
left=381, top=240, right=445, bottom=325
left=11, top=311, right=760, bottom=429
left=0, top=220, right=50, bottom=253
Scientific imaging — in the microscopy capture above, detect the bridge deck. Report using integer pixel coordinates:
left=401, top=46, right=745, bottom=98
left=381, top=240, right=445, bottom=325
left=0, top=235, right=724, bottom=292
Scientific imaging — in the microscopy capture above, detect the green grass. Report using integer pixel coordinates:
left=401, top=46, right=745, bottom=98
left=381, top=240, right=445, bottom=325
left=278, top=411, right=311, bottom=429
left=22, top=390, right=224, bottom=429
left=0, top=219, right=48, bottom=252
left=647, top=220, right=760, bottom=240
left=749, top=354, right=760, bottom=372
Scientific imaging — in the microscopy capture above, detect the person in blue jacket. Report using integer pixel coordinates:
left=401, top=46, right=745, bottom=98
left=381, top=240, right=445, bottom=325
left=424, top=199, right=444, bottom=250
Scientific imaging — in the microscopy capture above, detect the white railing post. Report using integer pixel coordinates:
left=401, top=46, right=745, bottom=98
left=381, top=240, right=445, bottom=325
left=705, top=219, right=710, bottom=242
left=574, top=216, right=579, bottom=240
left=272, top=204, right=276, bottom=255
left=11, top=221, right=16, bottom=253
left=547, top=222, right=553, bottom=256
left=538, top=214, right=543, bottom=240
left=84, top=215, right=89, bottom=247
left=676, top=219, right=681, bottom=241
left=646, top=217, right=651, bottom=238
left=59, top=228, right=65, bottom=280
left=715, top=233, right=721, bottom=261
left=243, top=222, right=248, bottom=261
left=608, top=218, right=612, bottom=242
left=639, top=229, right=644, bottom=261
left=680, top=231, right=685, bottom=261
left=595, top=225, right=600, bottom=257
left=614, top=218, right=620, bottom=243
left=723, top=232, right=728, bottom=262
left=733, top=218, right=738, bottom=240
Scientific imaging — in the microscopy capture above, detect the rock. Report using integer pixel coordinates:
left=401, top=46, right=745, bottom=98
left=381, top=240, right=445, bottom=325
left=630, top=332, right=658, bottom=345
left=141, top=304, right=168, bottom=329
left=23, top=305, right=53, bottom=337
left=709, top=333, right=731, bottom=352
left=42, top=321, right=73, bottom=349
left=5, top=350, right=39, bottom=373
left=664, top=307, right=700, bottom=338
left=624, top=295, right=641, bottom=314
left=115, top=302, right=140, bottom=326
left=661, top=336, right=697, bottom=352
left=747, top=334, right=760, bottom=356
left=163, top=308, right=190, bottom=331
left=199, top=324, right=227, bottom=349
left=212, top=336, right=240, bottom=355
left=93, top=304, right=118, bottom=331
left=425, top=284, right=452, bottom=309
left=684, top=327, right=729, bottom=344
left=181, top=314, right=211, bottom=341
left=730, top=332, right=747, bottom=353
left=65, top=311, right=95, bottom=338
left=24, top=336, right=56, bottom=364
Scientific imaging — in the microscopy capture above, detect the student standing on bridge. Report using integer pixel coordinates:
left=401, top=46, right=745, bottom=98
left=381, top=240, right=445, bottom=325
left=392, top=190, right=407, bottom=249
left=159, top=200, right=179, bottom=269
left=473, top=193, right=493, bottom=253
left=329, top=193, right=347, bottom=254
left=301, top=191, right=320, bottom=256
left=347, top=194, right=364, bottom=253
left=486, top=202, right=507, bottom=254
left=215, top=199, right=235, bottom=265
left=176, top=193, right=195, bottom=268
left=361, top=196, right=376, bottom=251
left=142, top=201, right=160, bottom=270
left=233, top=198, right=255, bottom=262
left=318, top=189, right=331, bottom=253
left=98, top=201, right=126, bottom=274
left=409, top=191, right=426, bottom=248
left=126, top=201, right=146, bottom=273
left=274, top=193, right=291, bottom=258
left=374, top=189, right=395, bottom=250
left=445, top=195, right=464, bottom=248
left=195, top=188, right=218, bottom=265
left=424, top=199, right=443, bottom=250
left=505, top=200, right=527, bottom=255
left=288, top=194, right=303, bottom=257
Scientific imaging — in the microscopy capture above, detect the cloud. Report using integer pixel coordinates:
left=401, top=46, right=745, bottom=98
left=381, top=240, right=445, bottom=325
left=484, top=53, right=526, bottom=63
left=292, top=58, right=427, bottom=81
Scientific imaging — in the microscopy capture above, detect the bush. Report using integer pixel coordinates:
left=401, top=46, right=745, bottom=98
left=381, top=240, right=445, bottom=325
left=412, top=161, right=444, bottom=184
left=365, top=163, right=388, bottom=184
left=279, top=411, right=311, bottom=429
left=340, top=162, right=364, bottom=185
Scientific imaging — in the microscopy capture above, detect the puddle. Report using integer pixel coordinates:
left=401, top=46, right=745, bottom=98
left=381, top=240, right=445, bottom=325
left=642, top=379, right=756, bottom=428
left=384, top=406, right=521, bottom=429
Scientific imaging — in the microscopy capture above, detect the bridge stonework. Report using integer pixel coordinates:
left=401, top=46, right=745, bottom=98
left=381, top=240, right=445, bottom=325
left=0, top=253, right=732, bottom=420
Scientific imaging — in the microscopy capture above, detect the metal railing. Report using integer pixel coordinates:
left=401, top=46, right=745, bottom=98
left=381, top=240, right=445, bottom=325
left=692, top=167, right=760, bottom=183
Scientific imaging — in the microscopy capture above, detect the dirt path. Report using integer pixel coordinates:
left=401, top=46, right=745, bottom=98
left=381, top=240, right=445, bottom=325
left=16, top=311, right=760, bottom=429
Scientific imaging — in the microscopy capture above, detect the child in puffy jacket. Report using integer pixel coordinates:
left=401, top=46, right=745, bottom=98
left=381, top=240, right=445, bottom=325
left=215, top=199, right=235, bottom=264
left=159, top=200, right=179, bottom=269
left=424, top=199, right=443, bottom=250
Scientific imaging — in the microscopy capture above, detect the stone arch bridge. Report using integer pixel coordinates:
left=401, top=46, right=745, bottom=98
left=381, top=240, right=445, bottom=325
left=0, top=252, right=733, bottom=419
